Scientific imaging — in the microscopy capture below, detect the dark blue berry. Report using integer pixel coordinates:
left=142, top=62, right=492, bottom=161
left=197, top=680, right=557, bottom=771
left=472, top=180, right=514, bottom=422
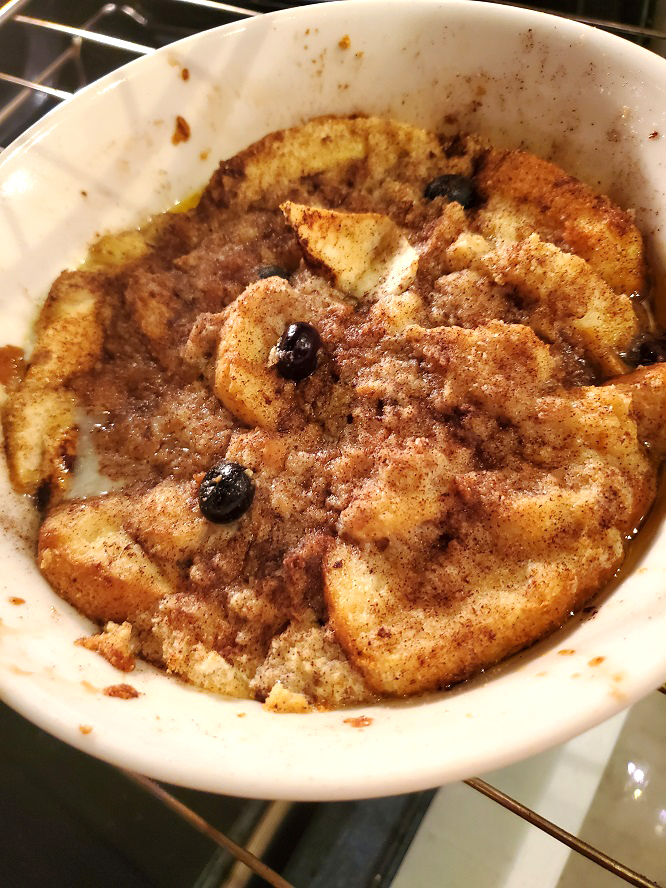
left=199, top=461, right=254, bottom=523
left=276, top=322, right=321, bottom=382
left=424, top=173, right=477, bottom=208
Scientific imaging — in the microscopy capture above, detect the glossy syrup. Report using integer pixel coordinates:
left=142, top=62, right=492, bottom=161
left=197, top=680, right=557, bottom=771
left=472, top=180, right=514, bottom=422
left=613, top=269, right=666, bottom=588
left=618, top=472, right=666, bottom=585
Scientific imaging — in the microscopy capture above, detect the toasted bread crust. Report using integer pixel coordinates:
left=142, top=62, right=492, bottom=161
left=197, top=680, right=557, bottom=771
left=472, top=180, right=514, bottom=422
left=476, top=148, right=645, bottom=296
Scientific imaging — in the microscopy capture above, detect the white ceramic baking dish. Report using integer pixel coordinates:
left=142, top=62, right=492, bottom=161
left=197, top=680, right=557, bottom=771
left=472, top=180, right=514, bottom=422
left=1, top=0, right=665, bottom=800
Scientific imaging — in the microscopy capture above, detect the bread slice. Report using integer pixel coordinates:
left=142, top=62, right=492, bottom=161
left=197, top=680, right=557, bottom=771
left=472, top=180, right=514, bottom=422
left=281, top=201, right=417, bottom=303
left=215, top=277, right=344, bottom=429
left=476, top=147, right=645, bottom=295
left=206, top=115, right=444, bottom=209
left=480, top=235, right=638, bottom=377
left=4, top=271, right=105, bottom=500
left=38, top=494, right=174, bottom=626
left=325, top=347, right=663, bottom=697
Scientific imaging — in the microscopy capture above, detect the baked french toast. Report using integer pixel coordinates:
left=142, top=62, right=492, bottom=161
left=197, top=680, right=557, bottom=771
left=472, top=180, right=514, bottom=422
left=4, top=116, right=666, bottom=711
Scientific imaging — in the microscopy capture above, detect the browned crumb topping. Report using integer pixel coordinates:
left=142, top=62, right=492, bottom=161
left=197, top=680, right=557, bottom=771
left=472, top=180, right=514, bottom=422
left=9, top=597, right=25, bottom=605
left=172, top=115, right=191, bottom=145
left=263, top=683, right=311, bottom=713
left=79, top=724, right=93, bottom=734
left=76, top=621, right=137, bottom=672
left=103, top=683, right=140, bottom=699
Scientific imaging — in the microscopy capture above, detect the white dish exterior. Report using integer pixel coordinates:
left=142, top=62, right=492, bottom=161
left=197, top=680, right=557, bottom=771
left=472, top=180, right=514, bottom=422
left=1, top=0, right=666, bottom=801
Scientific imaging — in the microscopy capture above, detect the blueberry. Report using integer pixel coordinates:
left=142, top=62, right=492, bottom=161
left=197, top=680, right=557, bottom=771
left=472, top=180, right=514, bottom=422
left=199, top=461, right=255, bottom=523
left=275, top=322, right=322, bottom=381
left=623, top=332, right=666, bottom=367
left=424, top=173, right=477, bottom=208
left=257, top=265, right=290, bottom=280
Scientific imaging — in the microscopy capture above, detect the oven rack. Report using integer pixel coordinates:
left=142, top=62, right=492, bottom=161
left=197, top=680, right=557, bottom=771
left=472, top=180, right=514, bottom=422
left=0, top=2, right=664, bottom=886
left=1, top=0, right=666, bottom=150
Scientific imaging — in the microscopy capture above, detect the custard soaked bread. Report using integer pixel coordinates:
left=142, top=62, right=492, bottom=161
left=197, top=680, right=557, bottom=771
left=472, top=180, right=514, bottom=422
left=6, top=116, right=666, bottom=710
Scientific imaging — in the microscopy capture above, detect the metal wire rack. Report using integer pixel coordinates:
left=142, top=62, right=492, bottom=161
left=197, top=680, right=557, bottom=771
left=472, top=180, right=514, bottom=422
left=0, top=2, right=665, bottom=886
